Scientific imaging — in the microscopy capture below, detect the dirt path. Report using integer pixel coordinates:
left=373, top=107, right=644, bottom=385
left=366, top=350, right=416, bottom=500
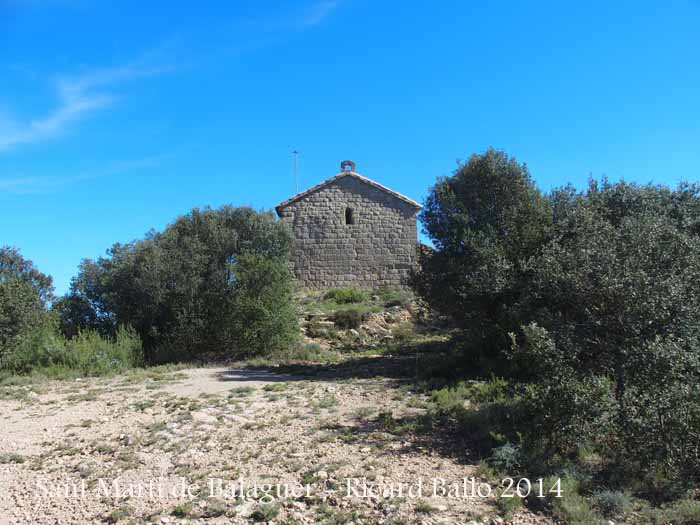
left=159, top=368, right=304, bottom=398
left=0, top=365, right=552, bottom=525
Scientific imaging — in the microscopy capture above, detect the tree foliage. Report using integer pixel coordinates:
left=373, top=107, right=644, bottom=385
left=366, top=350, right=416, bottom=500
left=0, top=246, right=54, bottom=362
left=413, top=148, right=552, bottom=366
left=415, top=150, right=700, bottom=490
left=62, top=206, right=298, bottom=362
left=514, top=179, right=700, bottom=486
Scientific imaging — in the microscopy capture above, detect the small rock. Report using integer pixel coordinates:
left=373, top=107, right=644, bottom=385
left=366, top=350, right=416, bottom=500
left=222, top=414, right=251, bottom=424
left=192, top=411, right=218, bottom=425
left=234, top=501, right=256, bottom=517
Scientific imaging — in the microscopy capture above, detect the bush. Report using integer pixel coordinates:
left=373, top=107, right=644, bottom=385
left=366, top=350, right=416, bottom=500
left=64, top=206, right=298, bottom=362
left=251, top=503, right=280, bottom=522
left=323, top=287, right=369, bottom=304
left=593, top=490, right=632, bottom=518
left=489, top=443, right=522, bottom=473
left=2, top=324, right=143, bottom=377
left=513, top=180, right=700, bottom=487
left=412, top=148, right=552, bottom=367
left=377, top=286, right=412, bottom=308
left=332, top=307, right=369, bottom=329
left=495, top=487, right=523, bottom=518
left=390, top=321, right=416, bottom=344
left=616, top=339, right=700, bottom=489
left=417, top=154, right=700, bottom=499
left=272, top=342, right=338, bottom=363
left=221, top=252, right=299, bottom=359
left=306, top=318, right=333, bottom=339
left=643, top=499, right=700, bottom=525
left=426, top=379, right=520, bottom=453
left=549, top=477, right=604, bottom=525
left=0, top=247, right=54, bottom=362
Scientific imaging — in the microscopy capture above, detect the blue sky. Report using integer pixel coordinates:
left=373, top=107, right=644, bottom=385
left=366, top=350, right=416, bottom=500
left=2, top=0, right=699, bottom=295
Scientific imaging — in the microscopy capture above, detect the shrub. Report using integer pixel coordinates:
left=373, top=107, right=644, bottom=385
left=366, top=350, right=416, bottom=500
left=390, top=322, right=416, bottom=345
left=495, top=488, right=523, bottom=518
left=593, top=490, right=632, bottom=518
left=644, top=499, right=700, bottom=525
left=274, top=342, right=338, bottom=363
left=377, top=286, right=412, bottom=308
left=65, top=206, right=298, bottom=362
left=251, top=503, right=280, bottom=522
left=412, top=149, right=552, bottom=366
left=63, top=326, right=143, bottom=374
left=616, top=340, right=700, bottom=489
left=429, top=378, right=508, bottom=410
left=2, top=324, right=143, bottom=377
left=426, top=379, right=519, bottom=453
left=0, top=452, right=25, bottom=464
left=332, top=307, right=369, bottom=329
left=628, top=465, right=688, bottom=504
left=222, top=252, right=298, bottom=359
left=429, top=382, right=471, bottom=411
left=489, top=443, right=522, bottom=473
left=414, top=501, right=436, bottom=514
left=323, top=287, right=369, bottom=304
left=467, top=376, right=509, bottom=403
left=0, top=247, right=54, bottom=363
left=513, top=180, right=700, bottom=487
left=171, top=502, right=193, bottom=518
left=306, top=318, right=332, bottom=339
left=548, top=477, right=604, bottom=525
left=414, top=157, right=700, bottom=513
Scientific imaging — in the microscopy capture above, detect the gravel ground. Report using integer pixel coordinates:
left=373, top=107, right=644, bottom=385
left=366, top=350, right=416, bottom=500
left=0, top=365, right=555, bottom=525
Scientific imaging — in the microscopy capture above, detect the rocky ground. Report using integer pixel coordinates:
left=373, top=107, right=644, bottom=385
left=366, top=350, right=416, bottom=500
left=0, top=362, right=555, bottom=525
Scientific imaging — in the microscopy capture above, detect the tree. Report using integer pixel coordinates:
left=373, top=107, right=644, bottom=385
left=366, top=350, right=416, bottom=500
left=53, top=293, right=106, bottom=339
left=0, top=247, right=54, bottom=362
left=65, top=206, right=298, bottom=362
left=524, top=180, right=700, bottom=399
left=0, top=246, right=53, bottom=304
left=514, top=179, right=700, bottom=486
left=413, top=148, right=552, bottom=367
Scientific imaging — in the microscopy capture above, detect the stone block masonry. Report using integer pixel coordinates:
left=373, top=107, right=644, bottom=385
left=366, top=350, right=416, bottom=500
left=275, top=162, right=421, bottom=289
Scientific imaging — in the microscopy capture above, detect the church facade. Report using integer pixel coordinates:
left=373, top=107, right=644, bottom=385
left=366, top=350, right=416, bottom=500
left=275, top=160, right=421, bottom=289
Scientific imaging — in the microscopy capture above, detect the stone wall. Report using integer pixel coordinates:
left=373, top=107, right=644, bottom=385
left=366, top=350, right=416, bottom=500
left=277, top=175, right=419, bottom=289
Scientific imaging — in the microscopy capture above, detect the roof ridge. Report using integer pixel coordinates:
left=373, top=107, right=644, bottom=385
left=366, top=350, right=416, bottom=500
left=275, top=171, right=422, bottom=215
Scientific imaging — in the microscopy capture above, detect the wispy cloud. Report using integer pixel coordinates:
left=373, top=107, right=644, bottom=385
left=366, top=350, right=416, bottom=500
left=0, top=154, right=169, bottom=195
left=0, top=57, right=175, bottom=153
left=299, top=0, right=342, bottom=28
left=248, top=0, right=342, bottom=32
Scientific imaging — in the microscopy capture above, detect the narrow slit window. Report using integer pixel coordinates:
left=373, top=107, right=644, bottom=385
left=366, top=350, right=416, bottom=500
left=345, top=207, right=355, bottom=225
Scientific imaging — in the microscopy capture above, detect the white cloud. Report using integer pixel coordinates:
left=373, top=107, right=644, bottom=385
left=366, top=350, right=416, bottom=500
left=0, top=59, right=174, bottom=153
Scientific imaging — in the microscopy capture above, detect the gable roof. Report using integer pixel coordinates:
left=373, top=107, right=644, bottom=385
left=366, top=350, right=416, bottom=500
left=275, top=170, right=422, bottom=216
